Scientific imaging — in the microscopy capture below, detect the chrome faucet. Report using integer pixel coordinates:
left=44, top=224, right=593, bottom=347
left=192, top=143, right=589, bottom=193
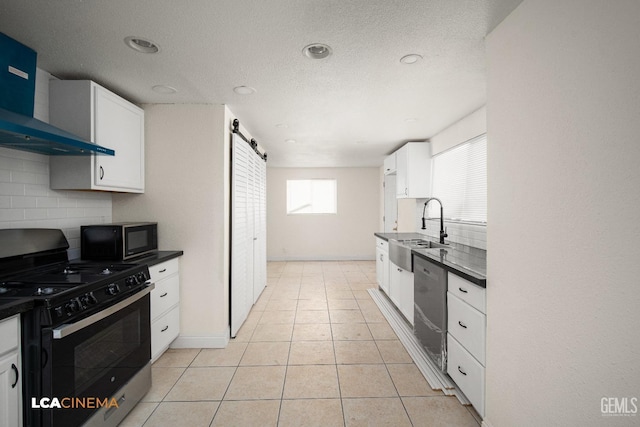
left=421, top=197, right=448, bottom=244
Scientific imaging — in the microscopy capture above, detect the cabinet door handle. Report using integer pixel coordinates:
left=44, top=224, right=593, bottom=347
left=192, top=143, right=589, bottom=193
left=159, top=268, right=167, bottom=273
left=422, top=268, right=430, bottom=275
left=458, top=321, right=467, bottom=329
left=160, top=292, right=168, bottom=298
left=99, top=166, right=104, bottom=180
left=458, top=287, right=468, bottom=294
left=458, top=366, right=467, bottom=376
left=161, top=325, right=169, bottom=332
left=397, top=268, right=402, bottom=272
left=380, top=254, right=383, bottom=261
left=11, top=363, right=19, bottom=388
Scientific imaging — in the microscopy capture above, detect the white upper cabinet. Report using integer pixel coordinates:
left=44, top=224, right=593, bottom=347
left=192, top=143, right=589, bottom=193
left=395, top=142, right=431, bottom=198
left=383, top=152, right=397, bottom=175
left=49, top=80, right=145, bottom=193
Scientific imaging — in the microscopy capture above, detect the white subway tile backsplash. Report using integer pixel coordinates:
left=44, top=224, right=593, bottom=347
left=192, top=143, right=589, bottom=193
left=25, top=209, right=48, bottom=220
left=0, top=209, right=25, bottom=221
left=11, top=170, right=40, bottom=184
left=0, top=182, right=25, bottom=196
left=0, top=143, right=112, bottom=256
left=25, top=183, right=49, bottom=197
left=11, top=196, right=37, bottom=208
left=415, top=200, right=486, bottom=249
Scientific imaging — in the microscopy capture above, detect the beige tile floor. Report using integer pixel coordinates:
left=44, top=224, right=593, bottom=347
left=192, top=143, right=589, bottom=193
left=120, top=261, right=480, bottom=427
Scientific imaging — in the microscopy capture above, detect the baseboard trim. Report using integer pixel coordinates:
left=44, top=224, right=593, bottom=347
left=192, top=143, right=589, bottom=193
left=482, top=419, right=495, bottom=427
left=170, top=330, right=230, bottom=349
left=267, top=255, right=375, bottom=261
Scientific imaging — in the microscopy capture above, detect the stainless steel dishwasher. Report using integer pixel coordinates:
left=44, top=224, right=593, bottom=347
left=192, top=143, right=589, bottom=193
left=414, top=255, right=448, bottom=372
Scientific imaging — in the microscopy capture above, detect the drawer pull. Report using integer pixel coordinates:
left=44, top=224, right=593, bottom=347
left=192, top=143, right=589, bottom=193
left=397, top=268, right=402, bottom=272
left=458, top=366, right=467, bottom=376
left=458, top=287, right=468, bottom=294
left=422, top=268, right=430, bottom=275
left=161, top=325, right=169, bottom=332
left=11, top=364, right=19, bottom=388
left=160, top=292, right=168, bottom=298
left=159, top=268, right=167, bottom=273
left=458, top=321, right=467, bottom=329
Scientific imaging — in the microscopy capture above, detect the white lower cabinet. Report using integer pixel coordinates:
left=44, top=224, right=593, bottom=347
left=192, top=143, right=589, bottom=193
left=375, top=238, right=389, bottom=295
left=390, top=262, right=414, bottom=326
left=149, top=258, right=180, bottom=362
left=447, top=333, right=485, bottom=415
left=446, top=273, right=486, bottom=417
left=0, top=315, right=21, bottom=427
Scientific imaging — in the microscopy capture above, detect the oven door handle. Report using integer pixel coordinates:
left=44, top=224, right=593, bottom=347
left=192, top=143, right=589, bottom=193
left=52, top=284, right=155, bottom=339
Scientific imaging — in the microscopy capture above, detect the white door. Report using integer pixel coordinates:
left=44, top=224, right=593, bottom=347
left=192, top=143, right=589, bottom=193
left=231, top=134, right=252, bottom=337
left=384, top=174, right=398, bottom=232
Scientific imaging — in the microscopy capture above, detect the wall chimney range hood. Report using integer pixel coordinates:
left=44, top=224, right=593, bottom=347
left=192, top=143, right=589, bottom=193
left=0, top=33, right=114, bottom=156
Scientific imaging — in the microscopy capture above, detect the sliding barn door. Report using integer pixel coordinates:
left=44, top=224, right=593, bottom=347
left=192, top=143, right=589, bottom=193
left=231, top=132, right=267, bottom=337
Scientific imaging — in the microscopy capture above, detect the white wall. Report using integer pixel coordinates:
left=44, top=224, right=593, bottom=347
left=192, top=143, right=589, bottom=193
left=0, top=69, right=112, bottom=259
left=430, top=105, right=486, bottom=156
left=486, top=1, right=640, bottom=426
left=267, top=167, right=379, bottom=260
left=112, top=104, right=231, bottom=348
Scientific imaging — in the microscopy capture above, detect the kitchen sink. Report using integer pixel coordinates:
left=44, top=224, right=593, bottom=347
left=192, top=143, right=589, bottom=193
left=396, top=239, right=449, bottom=249
left=389, top=238, right=450, bottom=272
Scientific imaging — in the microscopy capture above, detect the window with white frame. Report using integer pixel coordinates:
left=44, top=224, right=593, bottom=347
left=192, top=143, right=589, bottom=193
left=428, top=134, right=487, bottom=223
left=286, top=179, right=337, bottom=214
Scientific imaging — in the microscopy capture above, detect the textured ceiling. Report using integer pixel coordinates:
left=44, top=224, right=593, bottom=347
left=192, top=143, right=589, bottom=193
left=0, top=0, right=522, bottom=167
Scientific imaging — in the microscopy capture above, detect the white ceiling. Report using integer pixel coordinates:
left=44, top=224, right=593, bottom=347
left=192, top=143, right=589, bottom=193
left=0, top=0, right=522, bottom=167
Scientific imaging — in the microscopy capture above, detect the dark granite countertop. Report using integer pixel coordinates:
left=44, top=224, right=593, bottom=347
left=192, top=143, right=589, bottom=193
left=0, top=297, right=34, bottom=321
left=127, top=250, right=184, bottom=267
left=374, top=232, right=486, bottom=287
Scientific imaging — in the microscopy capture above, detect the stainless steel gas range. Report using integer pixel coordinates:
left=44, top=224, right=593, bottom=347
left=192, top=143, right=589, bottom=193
left=0, top=228, right=154, bottom=427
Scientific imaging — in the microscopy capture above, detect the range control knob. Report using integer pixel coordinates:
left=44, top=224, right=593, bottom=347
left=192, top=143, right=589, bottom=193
left=136, top=272, right=147, bottom=283
left=65, top=299, right=79, bottom=315
left=125, top=277, right=136, bottom=287
left=80, top=292, right=98, bottom=307
left=54, top=306, right=64, bottom=318
left=106, top=284, right=120, bottom=296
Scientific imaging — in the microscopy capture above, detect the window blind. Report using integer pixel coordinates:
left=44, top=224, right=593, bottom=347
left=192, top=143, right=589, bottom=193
left=428, top=134, right=487, bottom=223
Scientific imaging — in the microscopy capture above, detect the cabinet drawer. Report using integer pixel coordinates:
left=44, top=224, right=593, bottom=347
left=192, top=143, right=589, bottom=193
left=149, top=258, right=179, bottom=282
left=447, top=334, right=485, bottom=417
left=376, top=238, right=389, bottom=252
left=448, top=273, right=485, bottom=314
left=151, top=306, right=180, bottom=359
left=151, top=274, right=180, bottom=320
left=0, top=315, right=19, bottom=355
left=447, top=293, right=486, bottom=365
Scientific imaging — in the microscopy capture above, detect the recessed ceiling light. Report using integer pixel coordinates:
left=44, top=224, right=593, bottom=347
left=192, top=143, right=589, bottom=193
left=152, top=85, right=177, bottom=94
left=124, top=36, right=160, bottom=53
left=303, top=43, right=332, bottom=59
left=233, top=86, right=256, bottom=95
left=285, top=139, right=297, bottom=144
left=400, top=54, right=423, bottom=64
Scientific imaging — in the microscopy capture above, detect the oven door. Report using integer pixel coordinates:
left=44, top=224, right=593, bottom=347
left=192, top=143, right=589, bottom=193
left=39, top=288, right=152, bottom=427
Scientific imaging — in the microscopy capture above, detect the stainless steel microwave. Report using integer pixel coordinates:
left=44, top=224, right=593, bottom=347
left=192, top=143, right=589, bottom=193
left=81, top=222, right=158, bottom=261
